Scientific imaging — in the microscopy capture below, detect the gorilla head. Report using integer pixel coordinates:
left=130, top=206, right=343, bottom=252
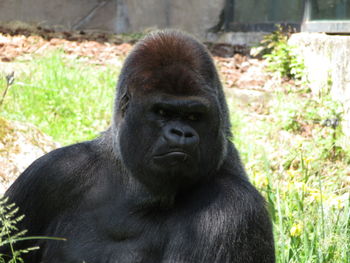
left=112, top=31, right=231, bottom=195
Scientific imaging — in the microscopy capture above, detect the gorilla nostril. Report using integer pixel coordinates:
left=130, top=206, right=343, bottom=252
left=185, top=132, right=193, bottom=138
left=171, top=129, right=194, bottom=138
left=171, top=128, right=184, bottom=137
left=165, top=125, right=199, bottom=147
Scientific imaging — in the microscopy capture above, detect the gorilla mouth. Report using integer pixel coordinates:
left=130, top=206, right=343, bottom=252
left=153, top=151, right=189, bottom=166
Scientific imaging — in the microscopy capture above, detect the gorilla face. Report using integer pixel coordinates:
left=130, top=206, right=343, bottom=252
left=111, top=31, right=231, bottom=195
left=117, top=66, right=225, bottom=193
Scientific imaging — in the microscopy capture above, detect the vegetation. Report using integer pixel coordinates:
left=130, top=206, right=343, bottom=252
left=0, top=51, right=119, bottom=145
left=230, top=90, right=349, bottom=263
left=0, top=35, right=349, bottom=262
left=234, top=28, right=349, bottom=262
left=0, top=198, right=65, bottom=262
left=0, top=198, right=38, bottom=262
left=252, top=25, right=305, bottom=81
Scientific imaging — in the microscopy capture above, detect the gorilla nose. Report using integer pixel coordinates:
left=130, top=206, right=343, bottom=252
left=164, top=125, right=199, bottom=148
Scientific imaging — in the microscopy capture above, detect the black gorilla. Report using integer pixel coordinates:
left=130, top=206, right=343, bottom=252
left=2, top=30, right=275, bottom=262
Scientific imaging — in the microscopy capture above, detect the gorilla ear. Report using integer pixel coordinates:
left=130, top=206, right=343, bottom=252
left=119, top=91, right=130, bottom=117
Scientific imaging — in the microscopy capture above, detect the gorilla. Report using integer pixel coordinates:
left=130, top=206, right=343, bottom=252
left=1, top=30, right=275, bottom=262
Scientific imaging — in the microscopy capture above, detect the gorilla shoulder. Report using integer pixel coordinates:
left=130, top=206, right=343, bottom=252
left=6, top=140, right=112, bottom=214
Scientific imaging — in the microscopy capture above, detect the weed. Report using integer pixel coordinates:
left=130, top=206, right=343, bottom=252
left=0, top=198, right=66, bottom=262
left=0, top=72, right=15, bottom=108
left=253, top=25, right=306, bottom=81
left=0, top=198, right=38, bottom=262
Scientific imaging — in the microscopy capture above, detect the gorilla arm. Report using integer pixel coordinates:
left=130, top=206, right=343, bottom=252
left=1, top=142, right=101, bottom=257
left=223, top=145, right=275, bottom=262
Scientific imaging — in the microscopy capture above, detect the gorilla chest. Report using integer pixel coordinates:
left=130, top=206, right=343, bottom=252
left=45, top=201, right=217, bottom=263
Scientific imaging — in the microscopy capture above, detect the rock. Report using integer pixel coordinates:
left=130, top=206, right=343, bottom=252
left=0, top=118, right=59, bottom=194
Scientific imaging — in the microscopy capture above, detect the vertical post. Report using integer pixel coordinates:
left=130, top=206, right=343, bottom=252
left=303, top=0, right=311, bottom=22
left=301, top=0, right=311, bottom=31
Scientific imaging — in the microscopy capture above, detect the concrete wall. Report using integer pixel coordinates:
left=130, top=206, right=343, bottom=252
left=125, top=0, right=223, bottom=38
left=289, top=33, right=350, bottom=136
left=0, top=0, right=224, bottom=39
left=0, top=0, right=101, bottom=30
left=234, top=0, right=303, bottom=23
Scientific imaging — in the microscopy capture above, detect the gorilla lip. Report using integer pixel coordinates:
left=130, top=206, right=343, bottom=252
left=153, top=151, right=189, bottom=165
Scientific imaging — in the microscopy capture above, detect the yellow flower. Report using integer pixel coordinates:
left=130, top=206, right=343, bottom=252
left=307, top=187, right=323, bottom=203
left=290, top=222, right=303, bottom=237
left=303, top=157, right=315, bottom=165
left=286, top=169, right=299, bottom=179
left=253, top=172, right=268, bottom=188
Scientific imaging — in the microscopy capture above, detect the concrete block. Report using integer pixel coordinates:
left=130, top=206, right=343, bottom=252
left=289, top=33, right=350, bottom=136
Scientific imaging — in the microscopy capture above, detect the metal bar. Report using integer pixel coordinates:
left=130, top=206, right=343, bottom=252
left=302, top=0, right=311, bottom=22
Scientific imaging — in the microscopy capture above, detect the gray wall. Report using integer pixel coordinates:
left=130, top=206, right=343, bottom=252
left=0, top=0, right=224, bottom=39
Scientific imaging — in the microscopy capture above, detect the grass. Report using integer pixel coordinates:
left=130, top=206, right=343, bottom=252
left=1, top=50, right=349, bottom=262
left=0, top=51, right=119, bottom=145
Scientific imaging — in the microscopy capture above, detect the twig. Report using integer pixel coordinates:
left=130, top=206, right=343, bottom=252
left=0, top=72, right=15, bottom=108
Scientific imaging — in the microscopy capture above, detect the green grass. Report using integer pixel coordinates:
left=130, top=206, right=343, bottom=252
left=229, top=90, right=350, bottom=263
left=0, top=51, right=119, bottom=145
left=1, top=50, right=349, bottom=262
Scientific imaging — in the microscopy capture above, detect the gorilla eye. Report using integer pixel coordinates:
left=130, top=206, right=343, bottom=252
left=187, top=113, right=200, bottom=121
left=156, top=108, right=171, bottom=118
